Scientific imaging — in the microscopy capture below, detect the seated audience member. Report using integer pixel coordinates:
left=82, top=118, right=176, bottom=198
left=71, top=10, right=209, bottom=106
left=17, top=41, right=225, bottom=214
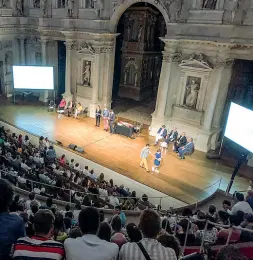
left=157, top=234, right=181, bottom=259
left=69, top=159, right=75, bottom=168
left=195, top=217, right=218, bottom=244
left=64, top=207, right=119, bottom=260
left=139, top=194, right=152, bottom=209
left=74, top=102, right=83, bottom=119
left=207, top=204, right=218, bottom=220
left=59, top=98, right=66, bottom=112
left=97, top=222, right=111, bottom=242
left=110, top=215, right=127, bottom=248
left=59, top=154, right=66, bottom=166
left=25, top=192, right=40, bottom=210
left=89, top=169, right=97, bottom=180
left=229, top=192, right=253, bottom=215
left=176, top=218, right=196, bottom=246
left=246, top=190, right=253, bottom=210
left=222, top=200, right=232, bottom=212
left=44, top=137, right=50, bottom=148
left=126, top=223, right=142, bottom=242
left=23, top=135, right=30, bottom=146
left=13, top=209, right=65, bottom=260
left=69, top=228, right=82, bottom=239
left=46, top=146, right=56, bottom=163
left=217, top=210, right=230, bottom=225
left=115, top=206, right=126, bottom=227
left=161, top=218, right=172, bottom=235
left=218, top=214, right=242, bottom=243
left=155, top=125, right=167, bottom=145
left=119, top=209, right=177, bottom=260
left=74, top=163, right=80, bottom=171
left=83, top=166, right=89, bottom=176
left=54, top=213, right=68, bottom=242
left=109, top=192, right=120, bottom=208
left=173, top=132, right=187, bottom=152
left=73, top=202, right=81, bottom=222
left=0, top=180, right=26, bottom=259
left=216, top=245, right=248, bottom=260
left=178, top=138, right=194, bottom=159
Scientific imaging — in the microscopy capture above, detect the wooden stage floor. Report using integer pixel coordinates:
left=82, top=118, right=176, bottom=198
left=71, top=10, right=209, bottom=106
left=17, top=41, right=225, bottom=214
left=0, top=102, right=250, bottom=205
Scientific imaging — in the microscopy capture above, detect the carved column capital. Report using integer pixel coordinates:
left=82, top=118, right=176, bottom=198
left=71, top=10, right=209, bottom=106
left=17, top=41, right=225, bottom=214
left=162, top=52, right=182, bottom=63
left=64, top=41, right=75, bottom=51
left=40, top=38, right=48, bottom=46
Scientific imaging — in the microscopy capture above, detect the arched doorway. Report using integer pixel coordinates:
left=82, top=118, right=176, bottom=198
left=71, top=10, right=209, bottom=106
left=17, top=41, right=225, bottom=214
left=111, top=2, right=167, bottom=124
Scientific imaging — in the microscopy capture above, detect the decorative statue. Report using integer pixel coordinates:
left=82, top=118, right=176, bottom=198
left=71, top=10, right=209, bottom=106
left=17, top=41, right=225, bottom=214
left=83, top=61, right=91, bottom=86
left=95, top=0, right=104, bottom=17
left=185, top=79, right=200, bottom=109
left=33, top=0, right=40, bottom=8
left=67, top=0, right=74, bottom=17
left=203, top=0, right=217, bottom=9
left=164, top=0, right=184, bottom=22
left=5, top=51, right=13, bottom=75
left=41, top=0, right=47, bottom=17
left=134, top=73, right=138, bottom=86
left=16, top=0, right=24, bottom=16
left=137, top=26, right=143, bottom=42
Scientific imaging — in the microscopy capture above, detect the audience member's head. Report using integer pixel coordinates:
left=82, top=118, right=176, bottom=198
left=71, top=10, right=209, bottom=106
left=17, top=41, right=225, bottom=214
left=179, top=218, right=191, bottom=233
left=157, top=234, right=181, bottom=258
left=182, top=208, right=193, bottom=217
left=34, top=209, right=55, bottom=238
left=28, top=192, right=36, bottom=201
left=229, top=214, right=242, bottom=227
left=79, top=207, right=100, bottom=235
left=0, top=179, right=13, bottom=213
left=46, top=197, right=53, bottom=208
left=65, top=204, right=71, bottom=212
left=216, top=245, right=247, bottom=260
left=139, top=209, right=160, bottom=239
left=222, top=200, right=231, bottom=211
left=69, top=227, right=82, bottom=238
left=126, top=223, right=142, bottom=242
left=218, top=210, right=230, bottom=225
left=208, top=204, right=216, bottom=215
left=97, top=222, right=111, bottom=242
left=235, top=192, right=244, bottom=202
left=111, top=215, right=122, bottom=232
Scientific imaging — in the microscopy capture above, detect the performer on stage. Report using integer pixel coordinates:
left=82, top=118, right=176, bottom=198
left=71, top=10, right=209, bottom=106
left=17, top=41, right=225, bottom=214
left=102, top=107, right=109, bottom=131
left=109, top=109, right=115, bottom=134
left=155, top=125, right=167, bottom=145
left=173, top=132, right=187, bottom=152
left=140, top=144, right=151, bottom=172
left=178, top=138, right=194, bottom=159
left=95, top=105, right=102, bottom=127
left=168, top=127, right=178, bottom=142
left=67, top=100, right=73, bottom=117
left=152, top=149, right=162, bottom=174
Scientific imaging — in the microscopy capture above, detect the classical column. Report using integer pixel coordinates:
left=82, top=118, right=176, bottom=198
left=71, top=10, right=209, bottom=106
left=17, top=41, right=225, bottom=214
left=102, top=45, right=115, bottom=108
left=39, top=38, right=49, bottom=102
left=12, top=37, right=20, bottom=65
left=202, top=60, right=228, bottom=131
left=92, top=51, right=101, bottom=104
left=62, top=41, right=73, bottom=101
left=19, top=37, right=26, bottom=64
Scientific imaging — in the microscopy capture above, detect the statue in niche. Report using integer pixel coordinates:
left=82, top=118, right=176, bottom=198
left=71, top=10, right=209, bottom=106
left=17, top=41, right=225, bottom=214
left=82, top=61, right=91, bottom=86
left=95, top=0, right=104, bottom=17
left=5, top=51, right=12, bottom=75
left=184, top=77, right=201, bottom=109
left=16, top=0, right=24, bottom=16
left=164, top=0, right=184, bottom=22
left=41, top=0, right=48, bottom=17
left=203, top=0, right=217, bottom=9
left=67, top=0, right=74, bottom=17
left=33, top=0, right=40, bottom=8
left=137, top=25, right=143, bottom=42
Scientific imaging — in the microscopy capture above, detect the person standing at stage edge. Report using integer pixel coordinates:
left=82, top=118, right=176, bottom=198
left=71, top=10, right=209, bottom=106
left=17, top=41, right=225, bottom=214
left=102, top=107, right=109, bottom=131
left=95, top=105, right=102, bottom=127
left=140, top=144, right=151, bottom=172
left=109, top=110, right=116, bottom=134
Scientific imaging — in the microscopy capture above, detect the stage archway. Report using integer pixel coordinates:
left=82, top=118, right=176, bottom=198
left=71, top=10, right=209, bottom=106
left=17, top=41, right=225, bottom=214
left=110, top=0, right=170, bottom=35
left=111, top=2, right=167, bottom=123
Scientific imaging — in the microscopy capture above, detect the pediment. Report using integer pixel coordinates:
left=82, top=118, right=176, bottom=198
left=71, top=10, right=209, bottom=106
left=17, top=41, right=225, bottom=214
left=179, top=57, right=213, bottom=71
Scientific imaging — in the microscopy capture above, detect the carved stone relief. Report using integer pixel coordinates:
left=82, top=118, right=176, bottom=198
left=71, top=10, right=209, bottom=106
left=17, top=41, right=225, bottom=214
left=5, top=51, right=12, bottom=75
left=95, top=0, right=104, bottom=17
left=58, top=0, right=65, bottom=8
left=78, top=42, right=95, bottom=54
left=82, top=60, right=91, bottom=87
left=3, top=40, right=12, bottom=49
left=123, top=59, right=138, bottom=86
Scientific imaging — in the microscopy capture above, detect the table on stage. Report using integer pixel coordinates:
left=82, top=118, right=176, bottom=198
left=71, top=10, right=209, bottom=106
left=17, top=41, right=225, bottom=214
left=115, top=121, right=134, bottom=138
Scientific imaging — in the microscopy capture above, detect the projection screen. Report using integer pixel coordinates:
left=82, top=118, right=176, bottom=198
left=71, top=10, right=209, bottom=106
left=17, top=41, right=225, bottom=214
left=13, top=66, right=54, bottom=90
left=224, top=102, right=253, bottom=153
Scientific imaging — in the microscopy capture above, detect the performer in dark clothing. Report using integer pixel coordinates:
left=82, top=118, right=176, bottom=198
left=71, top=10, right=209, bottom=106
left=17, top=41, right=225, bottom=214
left=173, top=132, right=187, bottom=152
left=95, top=105, right=102, bottom=127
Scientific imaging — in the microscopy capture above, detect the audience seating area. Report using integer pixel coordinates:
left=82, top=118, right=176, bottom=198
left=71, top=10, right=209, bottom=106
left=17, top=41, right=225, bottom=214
left=1, top=125, right=253, bottom=260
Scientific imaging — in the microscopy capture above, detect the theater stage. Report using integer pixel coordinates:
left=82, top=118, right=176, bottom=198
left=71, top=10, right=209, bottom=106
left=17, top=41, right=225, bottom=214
left=0, top=101, right=250, bottom=205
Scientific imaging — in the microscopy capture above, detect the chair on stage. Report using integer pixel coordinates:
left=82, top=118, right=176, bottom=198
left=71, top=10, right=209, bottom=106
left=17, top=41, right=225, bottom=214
left=48, top=100, right=56, bottom=112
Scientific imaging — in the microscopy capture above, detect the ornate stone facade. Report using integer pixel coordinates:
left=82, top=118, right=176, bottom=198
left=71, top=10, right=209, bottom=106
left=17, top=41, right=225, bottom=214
left=0, top=0, right=252, bottom=156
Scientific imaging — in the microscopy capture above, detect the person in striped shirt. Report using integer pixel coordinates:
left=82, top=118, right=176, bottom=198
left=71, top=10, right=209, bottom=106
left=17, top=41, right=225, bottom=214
left=119, top=209, right=177, bottom=260
left=13, top=209, right=65, bottom=260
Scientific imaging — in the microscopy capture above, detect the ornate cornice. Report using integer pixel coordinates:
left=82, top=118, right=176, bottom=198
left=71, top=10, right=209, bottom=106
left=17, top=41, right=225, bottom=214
left=214, top=59, right=234, bottom=69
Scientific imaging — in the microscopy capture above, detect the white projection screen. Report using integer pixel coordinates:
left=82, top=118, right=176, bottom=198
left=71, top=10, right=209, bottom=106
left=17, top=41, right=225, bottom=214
left=13, top=66, right=54, bottom=90
left=225, top=102, right=253, bottom=153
